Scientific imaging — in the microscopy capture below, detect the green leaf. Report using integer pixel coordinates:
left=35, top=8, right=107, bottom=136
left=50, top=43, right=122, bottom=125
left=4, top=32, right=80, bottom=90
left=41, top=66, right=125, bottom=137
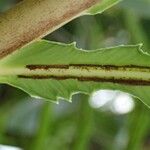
left=86, top=0, right=122, bottom=15
left=119, top=0, right=150, bottom=18
left=0, top=40, right=150, bottom=106
left=0, top=0, right=15, bottom=12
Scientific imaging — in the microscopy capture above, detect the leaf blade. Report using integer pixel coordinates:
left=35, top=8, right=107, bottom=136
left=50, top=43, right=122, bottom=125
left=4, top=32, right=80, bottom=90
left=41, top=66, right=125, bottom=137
left=0, top=40, right=150, bottom=106
left=86, top=0, right=122, bottom=15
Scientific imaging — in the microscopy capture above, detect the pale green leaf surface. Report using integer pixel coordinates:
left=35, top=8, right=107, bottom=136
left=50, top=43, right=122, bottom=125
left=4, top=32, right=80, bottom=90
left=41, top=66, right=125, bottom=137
left=86, top=0, right=122, bottom=15
left=0, top=40, right=150, bottom=106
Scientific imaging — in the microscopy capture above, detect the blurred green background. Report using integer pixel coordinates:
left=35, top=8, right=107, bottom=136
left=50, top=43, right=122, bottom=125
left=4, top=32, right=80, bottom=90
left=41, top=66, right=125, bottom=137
left=0, top=0, right=150, bottom=150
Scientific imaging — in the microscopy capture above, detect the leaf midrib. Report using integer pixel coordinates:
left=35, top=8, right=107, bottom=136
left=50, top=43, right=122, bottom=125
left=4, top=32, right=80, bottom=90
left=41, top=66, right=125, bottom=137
left=1, top=64, right=150, bottom=85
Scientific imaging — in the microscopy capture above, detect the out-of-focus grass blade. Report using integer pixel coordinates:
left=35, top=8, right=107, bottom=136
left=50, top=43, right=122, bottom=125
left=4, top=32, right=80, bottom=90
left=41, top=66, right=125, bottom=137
left=119, top=0, right=150, bottom=18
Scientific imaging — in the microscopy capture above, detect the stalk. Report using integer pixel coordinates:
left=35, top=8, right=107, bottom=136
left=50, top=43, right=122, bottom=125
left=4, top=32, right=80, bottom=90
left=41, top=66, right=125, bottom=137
left=73, top=94, right=93, bottom=150
left=127, top=103, right=149, bottom=150
left=31, top=102, right=53, bottom=150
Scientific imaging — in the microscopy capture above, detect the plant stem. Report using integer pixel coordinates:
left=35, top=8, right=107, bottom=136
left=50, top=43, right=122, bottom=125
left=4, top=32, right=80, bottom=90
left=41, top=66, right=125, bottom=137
left=73, top=94, right=93, bottom=150
left=31, top=102, right=53, bottom=150
left=0, top=0, right=99, bottom=59
left=127, top=103, right=150, bottom=150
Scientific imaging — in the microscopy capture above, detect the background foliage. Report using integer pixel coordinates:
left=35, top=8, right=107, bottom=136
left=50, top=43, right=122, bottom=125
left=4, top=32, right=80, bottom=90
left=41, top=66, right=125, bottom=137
left=0, top=0, right=150, bottom=150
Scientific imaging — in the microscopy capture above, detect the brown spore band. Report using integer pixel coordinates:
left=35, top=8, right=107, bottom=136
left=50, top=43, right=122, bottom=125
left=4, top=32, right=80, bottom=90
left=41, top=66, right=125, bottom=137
left=26, top=64, right=150, bottom=70
left=18, top=75, right=150, bottom=86
left=27, top=64, right=69, bottom=70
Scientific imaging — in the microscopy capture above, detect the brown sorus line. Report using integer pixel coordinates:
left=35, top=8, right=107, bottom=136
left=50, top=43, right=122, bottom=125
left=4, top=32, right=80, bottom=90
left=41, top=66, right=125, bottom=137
left=71, top=64, right=150, bottom=69
left=18, top=75, right=150, bottom=86
left=26, top=64, right=150, bottom=70
left=26, top=64, right=69, bottom=70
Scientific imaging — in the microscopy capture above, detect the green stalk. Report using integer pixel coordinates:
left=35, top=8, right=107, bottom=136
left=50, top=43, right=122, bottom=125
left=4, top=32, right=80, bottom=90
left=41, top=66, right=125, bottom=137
left=127, top=103, right=149, bottom=150
left=0, top=91, right=19, bottom=143
left=73, top=94, right=93, bottom=150
left=0, top=108, right=9, bottom=142
left=31, top=102, right=53, bottom=150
